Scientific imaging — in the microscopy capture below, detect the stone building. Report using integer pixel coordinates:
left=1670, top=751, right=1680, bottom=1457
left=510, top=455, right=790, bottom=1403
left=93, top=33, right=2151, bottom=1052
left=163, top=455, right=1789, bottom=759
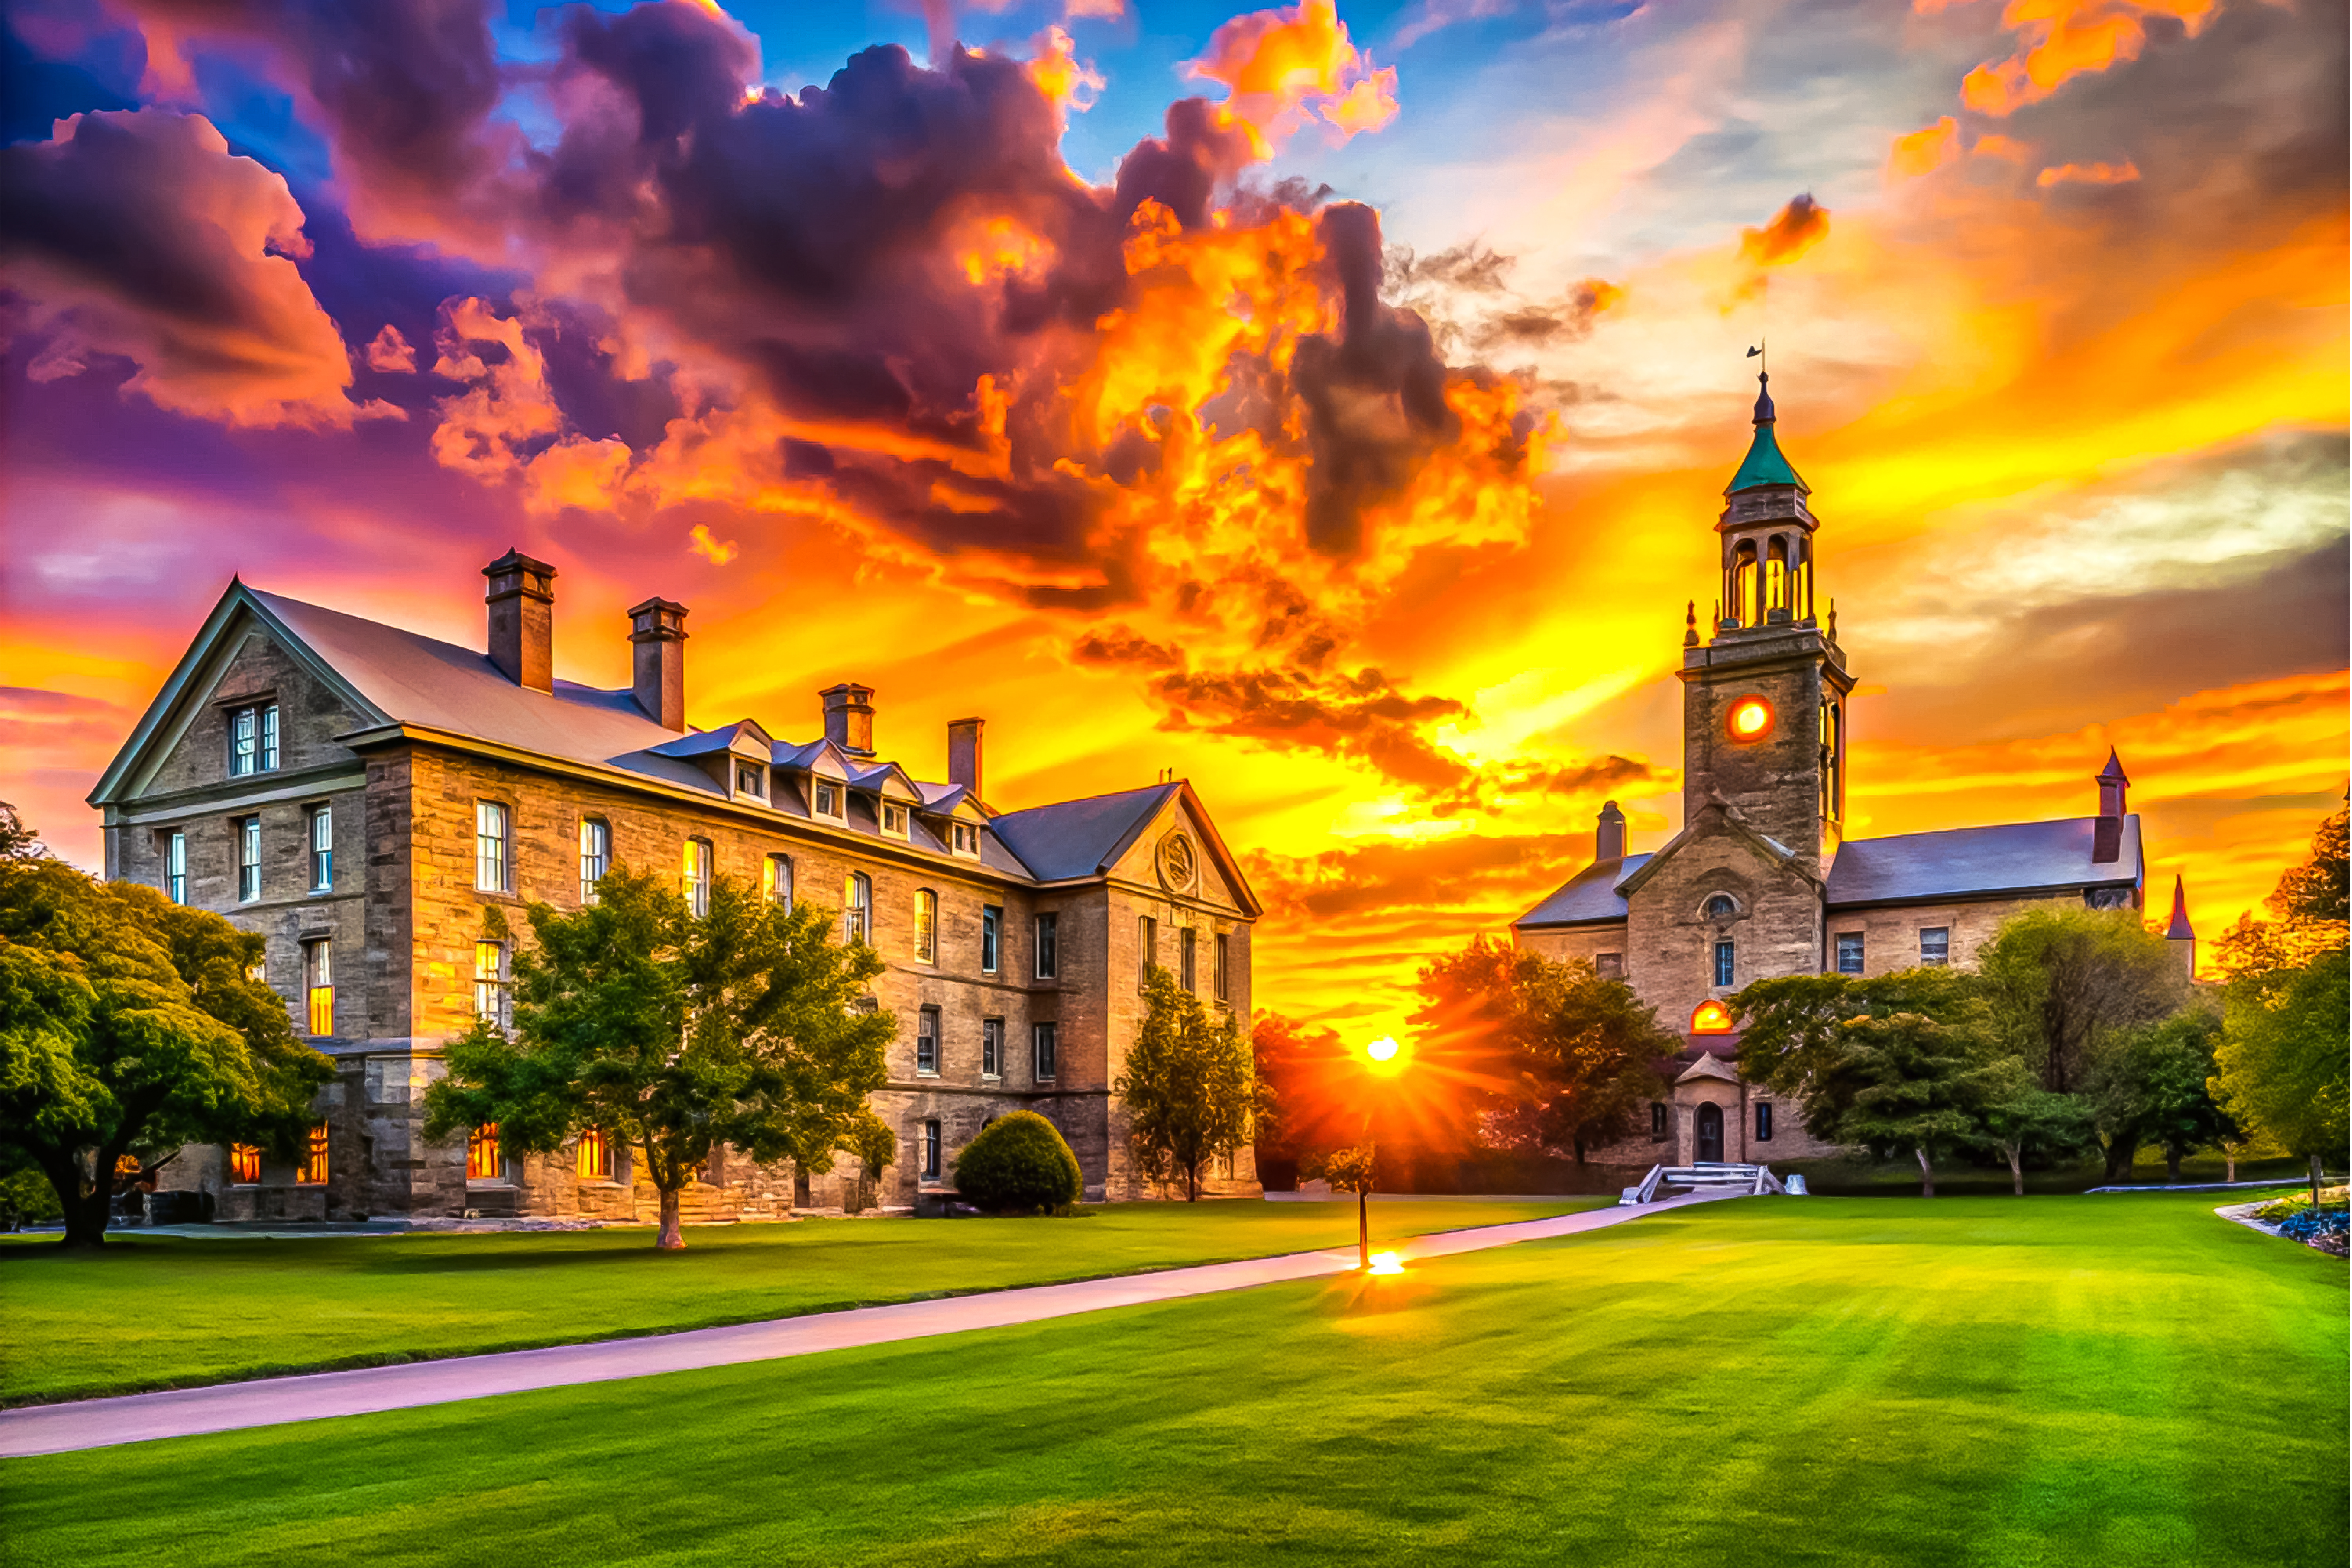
left=1513, top=376, right=2195, bottom=1169
left=90, top=552, right=1260, bottom=1221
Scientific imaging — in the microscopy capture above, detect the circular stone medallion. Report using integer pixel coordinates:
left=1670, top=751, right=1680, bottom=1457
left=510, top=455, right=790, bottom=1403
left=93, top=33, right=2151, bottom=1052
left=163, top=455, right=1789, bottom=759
left=1156, top=831, right=1198, bottom=893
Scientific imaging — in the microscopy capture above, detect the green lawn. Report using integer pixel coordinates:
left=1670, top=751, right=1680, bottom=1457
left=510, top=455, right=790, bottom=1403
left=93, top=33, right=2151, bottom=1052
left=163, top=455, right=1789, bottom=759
left=4, top=1193, right=2341, bottom=1567
left=0, top=1198, right=1592, bottom=1405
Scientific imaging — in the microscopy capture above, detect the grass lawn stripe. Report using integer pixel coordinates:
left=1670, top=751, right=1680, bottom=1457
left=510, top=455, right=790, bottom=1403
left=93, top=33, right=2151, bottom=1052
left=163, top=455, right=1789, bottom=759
left=1, top=1194, right=2339, bottom=1567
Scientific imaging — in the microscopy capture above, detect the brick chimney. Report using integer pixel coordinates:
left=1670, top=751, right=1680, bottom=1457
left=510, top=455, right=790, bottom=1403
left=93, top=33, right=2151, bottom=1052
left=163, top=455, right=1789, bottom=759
left=947, top=717, right=984, bottom=801
left=627, top=597, right=688, bottom=730
left=1595, top=799, right=1627, bottom=862
left=483, top=549, right=556, bottom=693
left=821, top=683, right=875, bottom=757
left=2093, top=748, right=2128, bottom=864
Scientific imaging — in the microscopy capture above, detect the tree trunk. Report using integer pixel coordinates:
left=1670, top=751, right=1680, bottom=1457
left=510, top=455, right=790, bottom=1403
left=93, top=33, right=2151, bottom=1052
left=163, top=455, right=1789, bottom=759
left=2166, top=1148, right=2182, bottom=1181
left=49, top=1150, right=111, bottom=1249
left=1915, top=1145, right=1935, bottom=1198
left=2313, top=1152, right=2326, bottom=1212
left=2006, top=1142, right=2024, bottom=1197
left=2225, top=1153, right=2236, bottom=1183
left=656, top=1185, right=685, bottom=1250
left=2102, top=1136, right=2135, bottom=1182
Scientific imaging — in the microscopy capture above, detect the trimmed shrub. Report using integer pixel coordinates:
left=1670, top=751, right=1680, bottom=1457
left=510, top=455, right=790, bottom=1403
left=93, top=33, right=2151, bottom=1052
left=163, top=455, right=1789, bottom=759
left=953, top=1111, right=1082, bottom=1214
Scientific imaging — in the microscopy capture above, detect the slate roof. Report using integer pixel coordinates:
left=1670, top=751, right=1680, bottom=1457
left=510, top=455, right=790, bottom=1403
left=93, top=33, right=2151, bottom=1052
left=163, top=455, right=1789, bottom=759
left=1824, top=816, right=2141, bottom=908
left=1514, top=853, right=1653, bottom=928
left=991, top=783, right=1181, bottom=882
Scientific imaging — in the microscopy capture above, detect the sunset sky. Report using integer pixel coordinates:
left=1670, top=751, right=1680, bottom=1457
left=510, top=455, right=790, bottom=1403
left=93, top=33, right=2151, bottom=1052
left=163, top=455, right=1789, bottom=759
left=3, top=0, right=2344, bottom=1043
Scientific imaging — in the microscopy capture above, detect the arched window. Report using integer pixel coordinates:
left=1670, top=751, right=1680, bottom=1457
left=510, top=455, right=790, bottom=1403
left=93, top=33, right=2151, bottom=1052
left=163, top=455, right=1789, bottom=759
left=1765, top=535, right=1788, bottom=614
left=1704, top=894, right=1737, bottom=919
left=1730, top=541, right=1759, bottom=627
left=914, top=889, right=937, bottom=963
left=844, top=872, right=871, bottom=944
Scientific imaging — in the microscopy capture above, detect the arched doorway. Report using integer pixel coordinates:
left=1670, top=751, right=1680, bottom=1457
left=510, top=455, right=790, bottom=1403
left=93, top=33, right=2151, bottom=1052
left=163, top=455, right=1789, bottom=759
left=1695, top=1103, right=1725, bottom=1163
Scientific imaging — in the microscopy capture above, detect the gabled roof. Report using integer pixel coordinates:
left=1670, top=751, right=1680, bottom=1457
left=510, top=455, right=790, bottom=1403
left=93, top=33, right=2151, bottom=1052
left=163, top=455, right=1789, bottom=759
left=1616, top=801, right=1807, bottom=901
left=1825, top=816, right=2141, bottom=908
left=1514, top=854, right=1651, bottom=928
left=647, top=719, right=773, bottom=760
left=992, top=782, right=1180, bottom=882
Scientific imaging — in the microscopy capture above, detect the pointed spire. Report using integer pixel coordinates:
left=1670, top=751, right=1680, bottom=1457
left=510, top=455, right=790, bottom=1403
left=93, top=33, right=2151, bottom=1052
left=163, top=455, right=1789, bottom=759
left=2098, top=747, right=2129, bottom=785
left=1753, top=371, right=1776, bottom=426
left=2165, top=874, right=2195, bottom=941
left=1684, top=599, right=1699, bottom=648
left=1726, top=369, right=1808, bottom=495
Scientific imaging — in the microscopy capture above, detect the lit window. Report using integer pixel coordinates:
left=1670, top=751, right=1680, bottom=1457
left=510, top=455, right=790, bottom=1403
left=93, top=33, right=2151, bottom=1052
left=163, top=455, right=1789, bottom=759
left=468, top=1124, right=504, bottom=1180
left=1595, top=952, right=1623, bottom=980
left=166, top=830, right=187, bottom=905
left=736, top=763, right=766, bottom=798
left=844, top=872, right=871, bottom=944
left=982, top=1017, right=1003, bottom=1078
left=881, top=802, right=909, bottom=837
left=474, top=941, right=511, bottom=1029
left=1705, top=894, right=1736, bottom=919
left=917, top=1006, right=940, bottom=1075
left=237, top=815, right=262, bottom=903
left=229, top=1144, right=262, bottom=1183
left=1691, top=999, right=1734, bottom=1034
left=1835, top=932, right=1865, bottom=975
left=815, top=783, right=842, bottom=820
left=228, top=703, right=280, bottom=777
left=915, top=889, right=937, bottom=963
left=1650, top=1103, right=1667, bottom=1140
left=303, top=938, right=333, bottom=1036
left=476, top=801, right=510, bottom=892
left=297, top=1122, right=330, bottom=1185
left=981, top=906, right=1001, bottom=974
left=1713, top=940, right=1734, bottom=988
left=1215, top=932, right=1231, bottom=1001
left=1139, top=916, right=1156, bottom=988
left=1034, top=914, right=1058, bottom=979
left=1756, top=1102, right=1774, bottom=1142
left=309, top=805, right=333, bottom=890
left=1727, top=696, right=1774, bottom=742
left=1920, top=927, right=1950, bottom=966
left=764, top=854, right=793, bottom=908
left=577, top=1129, right=614, bottom=1181
left=1180, top=927, right=1197, bottom=992
left=1032, top=1022, right=1057, bottom=1081
left=952, top=822, right=979, bottom=856
left=922, top=1119, right=942, bottom=1180
left=683, top=838, right=712, bottom=917
left=580, top=819, right=610, bottom=905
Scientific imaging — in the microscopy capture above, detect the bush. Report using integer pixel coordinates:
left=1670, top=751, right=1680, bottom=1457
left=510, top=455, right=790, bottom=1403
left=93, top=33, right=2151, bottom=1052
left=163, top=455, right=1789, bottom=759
left=3, top=1166, right=63, bottom=1225
left=953, top=1111, right=1083, bottom=1214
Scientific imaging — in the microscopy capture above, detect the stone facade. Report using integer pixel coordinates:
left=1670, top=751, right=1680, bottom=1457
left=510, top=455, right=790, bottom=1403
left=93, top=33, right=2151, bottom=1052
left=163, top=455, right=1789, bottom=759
left=94, top=557, right=1260, bottom=1223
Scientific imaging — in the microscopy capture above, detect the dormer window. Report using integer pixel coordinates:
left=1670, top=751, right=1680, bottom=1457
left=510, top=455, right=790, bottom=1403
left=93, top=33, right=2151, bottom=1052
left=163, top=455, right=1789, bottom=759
left=814, top=783, right=843, bottom=820
left=881, top=802, right=909, bottom=838
left=951, top=822, right=979, bottom=857
left=736, top=763, right=766, bottom=799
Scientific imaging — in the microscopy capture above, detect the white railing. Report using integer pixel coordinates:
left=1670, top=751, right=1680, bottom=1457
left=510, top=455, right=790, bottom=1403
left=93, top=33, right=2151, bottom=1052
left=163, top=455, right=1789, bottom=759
left=1619, top=1162, right=1786, bottom=1205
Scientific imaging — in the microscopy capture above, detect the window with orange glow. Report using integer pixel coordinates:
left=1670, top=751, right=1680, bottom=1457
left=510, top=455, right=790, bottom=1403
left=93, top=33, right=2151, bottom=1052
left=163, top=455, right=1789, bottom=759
left=468, top=1124, right=503, bottom=1180
left=1727, top=696, right=1774, bottom=742
left=577, top=1128, right=614, bottom=1181
left=297, top=1123, right=330, bottom=1184
left=1691, top=1000, right=1735, bottom=1035
left=303, top=937, right=333, bottom=1037
left=229, top=1144, right=262, bottom=1184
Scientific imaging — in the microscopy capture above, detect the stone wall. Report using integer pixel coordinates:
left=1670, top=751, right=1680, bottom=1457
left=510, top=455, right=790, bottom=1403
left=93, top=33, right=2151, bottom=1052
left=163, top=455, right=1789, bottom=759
left=1825, top=890, right=2080, bottom=978
left=1625, top=812, right=1824, bottom=1039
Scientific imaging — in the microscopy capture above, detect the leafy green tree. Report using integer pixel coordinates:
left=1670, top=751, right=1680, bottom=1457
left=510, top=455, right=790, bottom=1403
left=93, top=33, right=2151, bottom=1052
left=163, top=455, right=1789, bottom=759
left=1734, top=967, right=2005, bottom=1196
left=952, top=1110, right=1082, bottom=1213
left=2, top=831, right=332, bottom=1247
left=422, top=864, right=895, bottom=1249
left=1976, top=907, right=2188, bottom=1095
left=1117, top=967, right=1255, bottom=1201
left=2082, top=1007, right=2235, bottom=1181
left=2213, top=806, right=2349, bottom=1209
left=1972, top=1058, right=2095, bottom=1195
left=1248, top=1011, right=1346, bottom=1190
left=1412, top=936, right=1678, bottom=1162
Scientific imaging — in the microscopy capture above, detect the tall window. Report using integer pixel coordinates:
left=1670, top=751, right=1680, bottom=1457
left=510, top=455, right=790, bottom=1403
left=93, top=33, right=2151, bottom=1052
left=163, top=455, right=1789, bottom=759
left=237, top=815, right=262, bottom=902
left=1034, top=913, right=1058, bottom=979
left=982, top=1017, right=1003, bottom=1078
left=579, top=819, right=611, bottom=904
left=474, top=941, right=511, bottom=1029
left=475, top=801, right=510, bottom=892
left=1835, top=932, right=1865, bottom=975
left=981, top=906, right=1001, bottom=975
left=1139, top=916, right=1156, bottom=988
left=577, top=1129, right=614, bottom=1181
left=1712, top=939, right=1734, bottom=988
left=228, top=703, right=279, bottom=776
left=308, top=804, right=333, bottom=890
left=1756, top=1102, right=1775, bottom=1142
left=916, top=1006, right=940, bottom=1075
left=1650, top=1102, right=1668, bottom=1140
left=1180, top=928, right=1198, bottom=992
left=166, top=830, right=187, bottom=905
left=914, top=889, right=937, bottom=963
left=468, top=1124, right=504, bottom=1180
left=1215, top=932, right=1231, bottom=1001
left=844, top=873, right=871, bottom=944
left=683, top=839, right=712, bottom=917
left=1032, top=1022, right=1057, bottom=1082
left=764, top=854, right=793, bottom=908
left=922, top=1119, right=942, bottom=1180
left=229, top=1144, right=262, bottom=1183
left=1920, top=927, right=1951, bottom=966
left=297, top=1122, right=330, bottom=1185
left=303, top=938, right=333, bottom=1036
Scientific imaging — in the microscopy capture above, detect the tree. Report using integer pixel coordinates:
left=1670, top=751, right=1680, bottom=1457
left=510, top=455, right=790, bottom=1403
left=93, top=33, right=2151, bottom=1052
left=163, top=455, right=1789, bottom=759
left=1249, top=1011, right=1347, bottom=1190
left=1412, top=937, right=1678, bottom=1163
left=422, top=864, right=895, bottom=1249
left=952, top=1110, right=1082, bottom=1213
left=2081, top=1007, right=2234, bottom=1181
left=1116, top=967, right=1255, bottom=1201
left=1976, top=907, right=2188, bottom=1095
left=1973, top=1059, right=2095, bottom=1195
left=2212, top=806, right=2350, bottom=1209
left=2, top=840, right=332, bottom=1247
left=1734, top=967, right=2004, bottom=1196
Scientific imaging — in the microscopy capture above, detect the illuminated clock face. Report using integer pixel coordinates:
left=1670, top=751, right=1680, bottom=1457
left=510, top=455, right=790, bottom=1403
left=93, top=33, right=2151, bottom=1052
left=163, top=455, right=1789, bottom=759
left=1691, top=1000, right=1735, bottom=1034
left=1727, top=696, right=1775, bottom=742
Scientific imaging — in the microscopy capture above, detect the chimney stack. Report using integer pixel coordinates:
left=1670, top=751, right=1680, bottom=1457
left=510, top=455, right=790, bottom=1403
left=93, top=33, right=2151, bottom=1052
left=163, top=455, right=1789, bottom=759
left=821, top=683, right=875, bottom=756
left=2093, top=748, right=2129, bottom=864
left=1595, top=799, right=1627, bottom=863
left=483, top=549, right=557, bottom=693
left=627, top=597, right=688, bottom=730
left=947, top=717, right=984, bottom=802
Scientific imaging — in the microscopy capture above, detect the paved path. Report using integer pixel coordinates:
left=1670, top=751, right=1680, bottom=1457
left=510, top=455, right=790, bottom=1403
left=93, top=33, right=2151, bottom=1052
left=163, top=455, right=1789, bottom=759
left=1, top=1190, right=1736, bottom=1459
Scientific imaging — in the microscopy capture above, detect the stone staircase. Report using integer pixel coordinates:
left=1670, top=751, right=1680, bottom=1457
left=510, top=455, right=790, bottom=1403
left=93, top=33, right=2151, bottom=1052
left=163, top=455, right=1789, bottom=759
left=1619, top=1161, right=1789, bottom=1205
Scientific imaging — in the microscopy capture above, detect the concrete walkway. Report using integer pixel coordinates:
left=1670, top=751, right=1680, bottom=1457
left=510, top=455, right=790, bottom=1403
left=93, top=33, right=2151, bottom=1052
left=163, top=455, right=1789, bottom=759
left=1, top=1190, right=1736, bottom=1459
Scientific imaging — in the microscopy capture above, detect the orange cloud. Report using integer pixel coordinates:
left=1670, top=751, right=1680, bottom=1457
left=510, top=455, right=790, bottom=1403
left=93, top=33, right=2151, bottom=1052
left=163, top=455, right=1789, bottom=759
left=1025, top=25, right=1105, bottom=119
left=1956, top=0, right=2221, bottom=116
left=1185, top=0, right=1399, bottom=148
left=1739, top=193, right=1830, bottom=266
left=363, top=324, right=417, bottom=372
left=2037, top=159, right=2142, bottom=186
left=1891, top=116, right=1960, bottom=178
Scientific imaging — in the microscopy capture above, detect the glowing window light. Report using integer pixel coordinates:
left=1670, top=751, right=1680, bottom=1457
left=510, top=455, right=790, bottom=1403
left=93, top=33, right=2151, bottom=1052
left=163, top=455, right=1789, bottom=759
left=1691, top=1000, right=1736, bottom=1035
left=1367, top=1250, right=1404, bottom=1275
left=1727, top=697, right=1774, bottom=741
